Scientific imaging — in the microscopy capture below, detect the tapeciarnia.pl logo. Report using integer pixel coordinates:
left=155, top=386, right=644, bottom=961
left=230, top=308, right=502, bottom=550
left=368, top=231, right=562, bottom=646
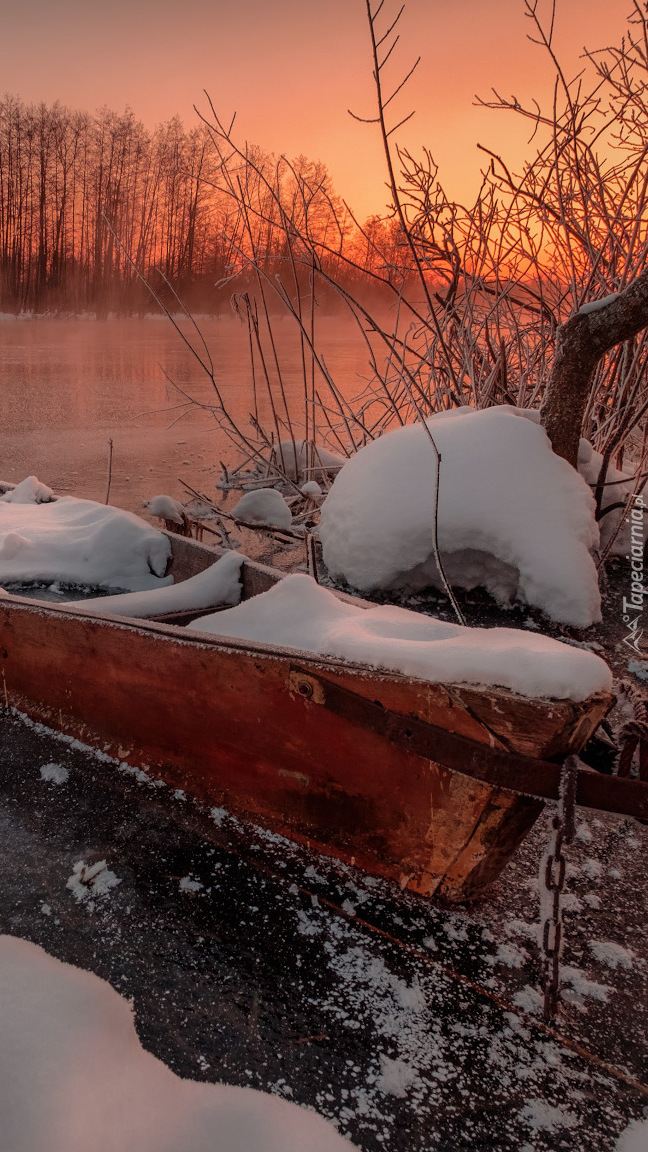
left=622, top=493, right=646, bottom=655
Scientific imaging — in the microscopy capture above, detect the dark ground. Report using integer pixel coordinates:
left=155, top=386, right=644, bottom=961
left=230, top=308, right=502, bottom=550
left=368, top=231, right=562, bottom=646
left=0, top=694, right=646, bottom=1151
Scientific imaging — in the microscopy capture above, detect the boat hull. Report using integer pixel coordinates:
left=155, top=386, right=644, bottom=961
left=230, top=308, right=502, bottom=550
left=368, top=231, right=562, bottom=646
left=0, top=588, right=611, bottom=901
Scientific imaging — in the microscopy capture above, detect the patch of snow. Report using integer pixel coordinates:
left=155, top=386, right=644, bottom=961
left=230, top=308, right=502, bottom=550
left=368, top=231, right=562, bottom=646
left=232, top=489, right=293, bottom=529
left=512, top=986, right=543, bottom=1014
left=273, top=439, right=345, bottom=480
left=577, top=444, right=647, bottom=555
left=0, top=935, right=356, bottom=1152
left=628, top=660, right=648, bottom=681
left=578, top=293, right=619, bottom=314
left=147, top=494, right=186, bottom=524
left=189, top=573, right=611, bottom=701
left=0, top=475, right=54, bottom=503
left=66, top=860, right=121, bottom=904
left=494, top=942, right=527, bottom=968
left=179, top=876, right=204, bottom=893
left=376, top=1056, right=416, bottom=1097
left=301, top=480, right=323, bottom=498
left=519, top=1097, right=578, bottom=1132
left=561, top=965, right=610, bottom=1002
left=39, top=762, right=69, bottom=784
left=319, top=406, right=602, bottom=626
left=66, top=552, right=243, bottom=617
left=589, top=940, right=635, bottom=969
left=0, top=490, right=171, bottom=590
left=616, top=1118, right=648, bottom=1152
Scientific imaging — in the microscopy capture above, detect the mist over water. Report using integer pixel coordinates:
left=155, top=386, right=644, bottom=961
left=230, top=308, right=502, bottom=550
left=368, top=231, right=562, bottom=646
left=1, top=315, right=370, bottom=514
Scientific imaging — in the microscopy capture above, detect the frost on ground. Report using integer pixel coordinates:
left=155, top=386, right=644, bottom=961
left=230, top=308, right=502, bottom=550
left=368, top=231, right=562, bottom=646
left=0, top=480, right=171, bottom=590
left=318, top=406, right=605, bottom=626
left=66, top=860, right=121, bottom=905
left=191, top=572, right=612, bottom=701
left=0, top=935, right=356, bottom=1152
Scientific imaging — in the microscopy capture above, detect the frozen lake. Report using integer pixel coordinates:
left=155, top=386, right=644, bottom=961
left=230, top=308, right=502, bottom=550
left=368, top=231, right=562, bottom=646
left=0, top=314, right=371, bottom=514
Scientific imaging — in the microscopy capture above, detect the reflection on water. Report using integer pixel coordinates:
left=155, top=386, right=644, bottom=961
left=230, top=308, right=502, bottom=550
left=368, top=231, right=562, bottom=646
left=1, top=315, right=370, bottom=514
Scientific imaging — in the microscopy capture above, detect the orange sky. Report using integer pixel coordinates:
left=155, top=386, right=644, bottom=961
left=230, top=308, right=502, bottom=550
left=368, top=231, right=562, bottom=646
left=0, top=0, right=633, bottom=220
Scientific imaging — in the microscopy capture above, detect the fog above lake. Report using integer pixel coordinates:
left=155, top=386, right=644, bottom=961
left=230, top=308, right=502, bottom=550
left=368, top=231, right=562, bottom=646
left=1, top=315, right=372, bottom=514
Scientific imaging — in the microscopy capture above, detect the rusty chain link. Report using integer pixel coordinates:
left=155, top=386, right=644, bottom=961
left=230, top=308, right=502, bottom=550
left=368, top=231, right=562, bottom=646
left=541, top=754, right=578, bottom=1022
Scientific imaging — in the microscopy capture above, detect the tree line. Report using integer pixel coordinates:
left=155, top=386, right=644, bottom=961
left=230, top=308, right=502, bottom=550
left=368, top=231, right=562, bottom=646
left=0, top=95, right=402, bottom=315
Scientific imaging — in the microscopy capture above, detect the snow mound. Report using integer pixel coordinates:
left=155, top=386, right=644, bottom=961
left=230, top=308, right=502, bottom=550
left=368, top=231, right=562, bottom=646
left=66, top=552, right=244, bottom=617
left=0, top=475, right=54, bottom=503
left=616, top=1119, right=648, bottom=1152
left=273, top=439, right=346, bottom=480
left=318, top=406, right=602, bottom=627
left=0, top=935, right=356, bottom=1152
left=147, top=494, right=187, bottom=525
left=233, top=488, right=293, bottom=529
left=189, top=573, right=611, bottom=701
left=0, top=492, right=171, bottom=591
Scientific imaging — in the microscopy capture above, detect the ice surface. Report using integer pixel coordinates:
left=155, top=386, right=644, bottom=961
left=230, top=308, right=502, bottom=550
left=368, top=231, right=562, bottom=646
left=0, top=935, right=356, bottom=1152
left=0, top=486, right=171, bottom=591
left=189, top=573, right=612, bottom=701
left=65, top=552, right=243, bottom=617
left=318, top=406, right=603, bottom=626
left=232, top=488, right=293, bottom=529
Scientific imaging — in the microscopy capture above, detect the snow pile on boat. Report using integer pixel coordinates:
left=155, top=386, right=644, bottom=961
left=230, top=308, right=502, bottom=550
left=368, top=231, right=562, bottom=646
left=0, top=935, right=356, bottom=1152
left=189, top=574, right=611, bottom=701
left=318, top=406, right=602, bottom=627
left=67, top=552, right=244, bottom=617
left=0, top=484, right=171, bottom=590
left=232, top=488, right=293, bottom=529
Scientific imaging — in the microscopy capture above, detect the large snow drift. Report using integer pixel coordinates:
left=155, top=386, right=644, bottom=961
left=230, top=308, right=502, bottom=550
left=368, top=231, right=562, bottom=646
left=318, top=407, right=602, bottom=627
left=0, top=935, right=356, bottom=1152
left=189, top=574, right=611, bottom=701
left=0, top=485, right=171, bottom=591
left=66, top=552, right=244, bottom=617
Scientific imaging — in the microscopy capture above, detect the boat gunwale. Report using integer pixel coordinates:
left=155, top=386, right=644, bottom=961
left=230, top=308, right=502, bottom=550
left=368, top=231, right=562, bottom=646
left=0, top=588, right=614, bottom=712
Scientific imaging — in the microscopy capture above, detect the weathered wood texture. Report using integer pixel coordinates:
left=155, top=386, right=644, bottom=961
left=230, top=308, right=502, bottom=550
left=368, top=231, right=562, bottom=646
left=540, top=268, right=648, bottom=465
left=0, top=594, right=609, bottom=901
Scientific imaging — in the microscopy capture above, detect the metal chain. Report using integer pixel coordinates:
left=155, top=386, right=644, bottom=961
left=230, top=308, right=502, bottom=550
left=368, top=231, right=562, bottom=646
left=541, top=754, right=578, bottom=1022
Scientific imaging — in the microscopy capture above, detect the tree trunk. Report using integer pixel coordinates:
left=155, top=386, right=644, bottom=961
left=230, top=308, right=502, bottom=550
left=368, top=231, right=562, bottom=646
left=540, top=267, right=648, bottom=466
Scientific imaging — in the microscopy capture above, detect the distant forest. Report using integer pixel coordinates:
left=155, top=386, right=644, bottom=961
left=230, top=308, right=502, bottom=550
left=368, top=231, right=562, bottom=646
left=0, top=96, right=403, bottom=315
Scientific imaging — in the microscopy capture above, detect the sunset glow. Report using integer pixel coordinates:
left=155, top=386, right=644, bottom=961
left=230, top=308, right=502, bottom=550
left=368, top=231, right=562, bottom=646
left=0, top=0, right=632, bottom=220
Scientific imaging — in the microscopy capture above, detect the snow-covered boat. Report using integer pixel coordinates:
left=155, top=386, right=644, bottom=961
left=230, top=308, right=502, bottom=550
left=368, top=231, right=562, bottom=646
left=2, top=512, right=634, bottom=902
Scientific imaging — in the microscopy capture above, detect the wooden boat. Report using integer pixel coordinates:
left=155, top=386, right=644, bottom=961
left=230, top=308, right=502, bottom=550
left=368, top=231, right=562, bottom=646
left=1, top=514, right=643, bottom=902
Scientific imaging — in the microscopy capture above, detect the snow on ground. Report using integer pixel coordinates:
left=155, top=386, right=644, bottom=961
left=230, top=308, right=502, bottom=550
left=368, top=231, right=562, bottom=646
left=0, top=475, right=54, bottom=503
left=232, top=488, right=293, bottom=529
left=0, top=480, right=171, bottom=590
left=616, top=1119, right=648, bottom=1151
left=0, top=935, right=356, bottom=1152
left=147, top=494, right=187, bottom=525
left=272, top=439, right=346, bottom=480
left=318, top=406, right=603, bottom=627
left=65, top=552, right=243, bottom=617
left=189, top=572, right=612, bottom=701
